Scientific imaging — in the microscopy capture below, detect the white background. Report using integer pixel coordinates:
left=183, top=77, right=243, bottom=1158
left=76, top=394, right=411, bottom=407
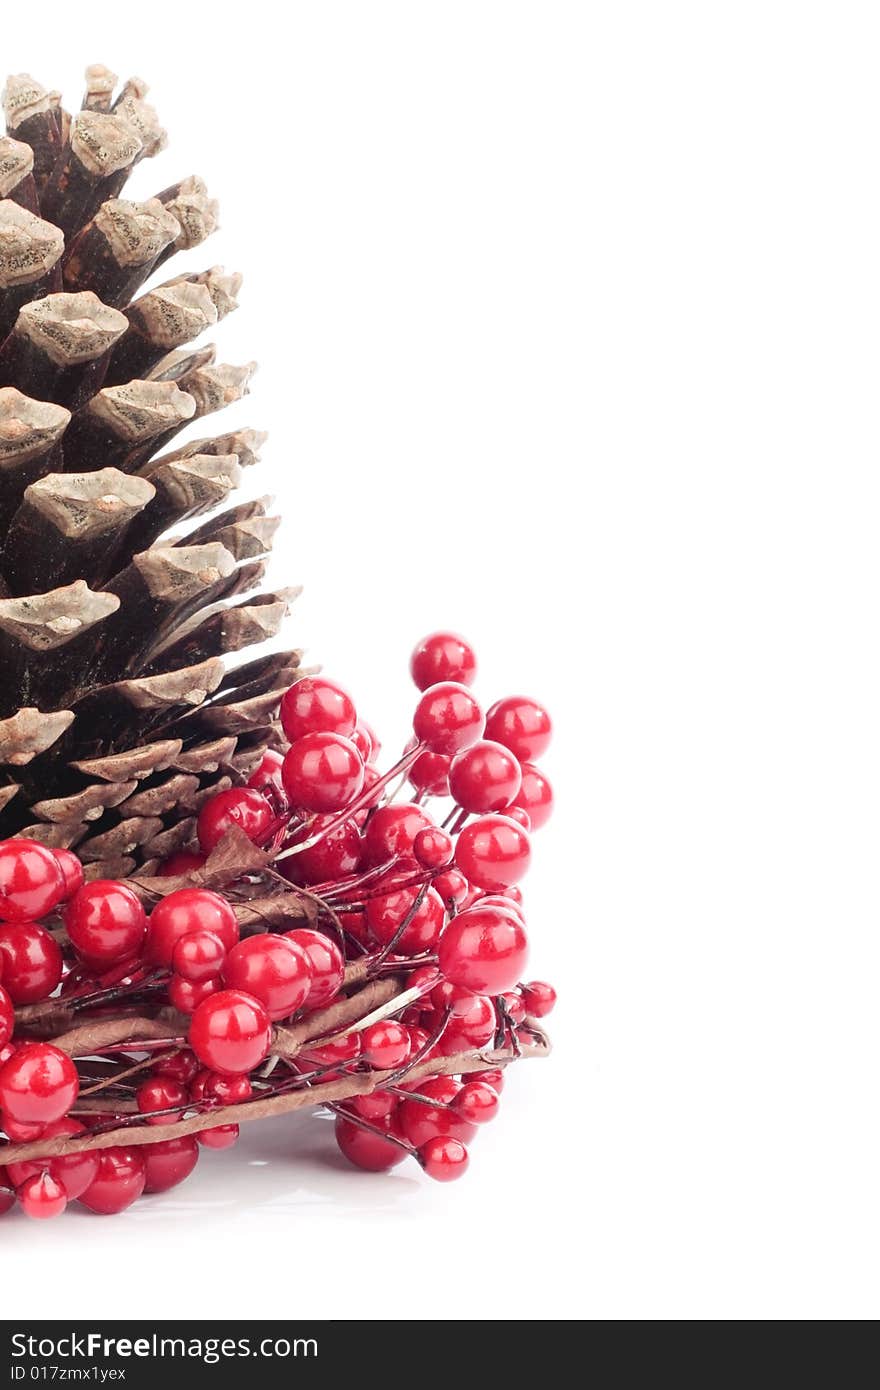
left=1, top=0, right=877, bottom=1321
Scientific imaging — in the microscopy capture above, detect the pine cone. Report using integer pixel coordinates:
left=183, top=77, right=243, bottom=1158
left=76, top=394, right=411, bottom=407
left=0, top=67, right=299, bottom=880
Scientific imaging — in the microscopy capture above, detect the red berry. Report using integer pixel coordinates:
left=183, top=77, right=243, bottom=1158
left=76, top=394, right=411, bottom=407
left=351, top=724, right=373, bottom=761
left=419, top=1135, right=469, bottom=1181
left=0, top=1186, right=14, bottom=1216
left=413, top=827, right=453, bottom=870
left=168, top=974, right=219, bottom=1014
left=18, top=1170, right=67, bottom=1219
left=502, top=805, right=531, bottom=829
left=361, top=803, right=433, bottom=869
left=512, top=762, right=553, bottom=830
left=454, top=814, right=531, bottom=891
left=282, top=733, right=364, bottom=813
left=365, top=886, right=446, bottom=956
left=6, top=1117, right=97, bottom=1199
left=3, top=1116, right=43, bottom=1142
left=452, top=1080, right=499, bottom=1125
left=159, top=851, right=207, bottom=878
left=410, top=633, right=477, bottom=691
left=360, top=1021, right=410, bottom=1069
left=522, top=980, right=557, bottom=1017
left=148, top=888, right=239, bottom=966
left=152, top=1048, right=199, bottom=1083
left=171, top=929, right=226, bottom=983
left=413, top=682, right=484, bottom=755
left=348, top=1090, right=398, bottom=1124
left=136, top=1077, right=188, bottom=1124
left=500, top=990, right=526, bottom=1025
left=398, top=1078, right=476, bottom=1148
left=449, top=740, right=522, bottom=813
left=79, top=1147, right=146, bottom=1214
left=201, top=1071, right=252, bottom=1104
left=64, top=880, right=146, bottom=967
left=284, top=929, right=345, bottom=1010
left=474, top=892, right=526, bottom=922
left=408, top=749, right=451, bottom=796
left=197, top=787, right=273, bottom=853
left=0, top=985, right=13, bottom=1049
left=432, top=868, right=469, bottom=908
left=188, top=989, right=272, bottom=1076
left=246, top=748, right=286, bottom=794
left=484, top=696, right=552, bottom=762
left=0, top=839, right=66, bottom=923
left=281, top=817, right=361, bottom=887
left=142, top=1136, right=199, bottom=1193
left=471, top=1066, right=505, bottom=1094
left=439, top=993, right=497, bottom=1052
left=197, top=1124, right=239, bottom=1150
left=438, top=906, right=529, bottom=993
left=335, top=1114, right=406, bottom=1171
left=0, top=1043, right=78, bottom=1126
left=299, top=1031, right=361, bottom=1068
left=52, top=848, right=84, bottom=900
left=223, top=935, right=312, bottom=1021
left=280, top=676, right=357, bottom=743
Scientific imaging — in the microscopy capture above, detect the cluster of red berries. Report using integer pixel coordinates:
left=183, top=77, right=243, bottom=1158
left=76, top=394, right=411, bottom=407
left=0, top=632, right=556, bottom=1218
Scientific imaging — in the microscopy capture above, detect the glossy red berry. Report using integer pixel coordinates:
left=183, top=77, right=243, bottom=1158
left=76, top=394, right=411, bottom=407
left=282, top=733, right=364, bottom=813
left=399, top=1078, right=476, bottom=1148
left=142, top=1136, right=199, bottom=1193
left=159, top=851, right=207, bottom=878
left=197, top=1123, right=239, bottom=1150
left=366, top=886, right=446, bottom=955
left=408, top=749, right=451, bottom=796
left=452, top=1081, right=499, bottom=1125
left=299, top=1031, right=361, bottom=1068
left=281, top=816, right=361, bottom=887
left=0, top=1042, right=78, bottom=1126
left=484, top=696, right=552, bottom=762
left=438, top=905, right=529, bottom=993
left=52, top=848, right=84, bottom=901
left=202, top=1071, right=252, bottom=1104
left=432, top=868, right=469, bottom=908
left=348, top=1089, right=398, bottom=1124
left=168, top=974, right=220, bottom=1014
left=413, top=827, right=453, bottom=870
left=171, top=930, right=226, bottom=983
left=502, top=805, right=531, bottom=829
left=0, top=839, right=66, bottom=923
left=413, top=682, right=484, bottom=755
left=361, top=803, right=433, bottom=869
left=136, top=1077, right=188, bottom=1124
left=152, top=1048, right=199, bottom=1083
left=440, top=993, right=497, bottom=1052
left=189, top=989, right=272, bottom=1076
left=500, top=990, right=527, bottom=1025
left=246, top=748, right=286, bottom=794
left=522, top=980, right=557, bottom=1017
left=79, top=1147, right=146, bottom=1214
left=419, top=1135, right=469, bottom=1181
left=0, top=985, right=13, bottom=1049
left=64, top=880, right=146, bottom=967
left=280, top=677, right=357, bottom=743
left=449, top=740, right=522, bottom=813
left=18, top=1171, right=67, bottom=1219
left=512, top=762, right=553, bottom=830
left=147, top=888, right=239, bottom=966
left=474, top=892, right=526, bottom=922
left=223, top=934, right=313, bottom=1021
left=335, top=1114, right=406, bottom=1171
left=6, top=1117, right=97, bottom=1199
left=454, top=814, right=531, bottom=891
left=410, top=632, right=477, bottom=691
left=351, top=724, right=373, bottom=761
left=284, top=929, right=345, bottom=1010
left=360, top=1021, right=411, bottom=1070
left=471, top=1066, right=505, bottom=1094
left=197, top=787, right=273, bottom=853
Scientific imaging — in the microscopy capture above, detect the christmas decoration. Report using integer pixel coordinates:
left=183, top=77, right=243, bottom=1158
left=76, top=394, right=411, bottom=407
left=0, top=68, right=555, bottom=1218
